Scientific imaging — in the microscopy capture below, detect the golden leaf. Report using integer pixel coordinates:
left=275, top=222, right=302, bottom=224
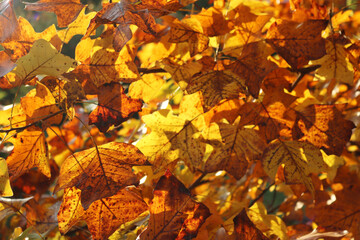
left=0, top=158, right=12, bottom=197
left=262, top=141, right=328, bottom=196
left=57, top=142, right=148, bottom=209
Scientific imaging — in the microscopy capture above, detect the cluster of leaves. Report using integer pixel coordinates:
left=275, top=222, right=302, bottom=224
left=1, top=0, right=360, bottom=239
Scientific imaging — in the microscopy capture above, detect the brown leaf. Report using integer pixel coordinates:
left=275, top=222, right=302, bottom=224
left=88, top=83, right=142, bottom=133
left=56, top=142, right=148, bottom=209
left=186, top=70, right=246, bottom=108
left=140, top=170, right=210, bottom=240
left=24, top=0, right=85, bottom=28
left=294, top=104, right=355, bottom=155
left=239, top=90, right=297, bottom=142
left=0, top=51, right=15, bottom=79
left=266, top=19, right=328, bottom=69
left=58, top=187, right=148, bottom=240
left=232, top=209, right=269, bottom=240
left=230, top=41, right=277, bottom=98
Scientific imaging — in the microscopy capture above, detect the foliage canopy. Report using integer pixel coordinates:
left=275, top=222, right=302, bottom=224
left=1, top=0, right=360, bottom=239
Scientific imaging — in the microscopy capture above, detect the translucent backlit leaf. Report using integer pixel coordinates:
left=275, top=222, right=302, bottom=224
left=57, top=142, right=148, bottom=209
left=266, top=19, right=328, bottom=69
left=24, top=0, right=85, bottom=28
left=186, top=70, right=246, bottom=108
left=57, top=8, right=97, bottom=44
left=6, top=126, right=49, bottom=180
left=2, top=39, right=77, bottom=87
left=311, top=40, right=354, bottom=85
left=0, top=157, right=12, bottom=197
left=140, top=170, right=210, bottom=240
left=88, top=83, right=143, bottom=132
left=58, top=187, right=148, bottom=240
left=262, top=141, right=328, bottom=196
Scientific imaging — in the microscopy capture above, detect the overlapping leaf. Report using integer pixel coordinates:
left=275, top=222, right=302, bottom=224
left=262, top=141, right=328, bottom=196
left=186, top=70, right=247, bottom=108
left=89, top=83, right=143, bottom=132
left=58, top=187, right=148, bottom=240
left=140, top=170, right=210, bottom=240
left=311, top=40, right=354, bottom=85
left=1, top=17, right=61, bottom=61
left=1, top=39, right=77, bottom=87
left=200, top=119, right=266, bottom=179
left=57, top=142, right=148, bottom=209
left=232, top=209, right=269, bottom=240
left=266, top=19, right=328, bottom=69
left=71, top=47, right=139, bottom=88
left=293, top=104, right=355, bottom=155
left=136, top=109, right=206, bottom=172
left=24, top=0, right=85, bottom=27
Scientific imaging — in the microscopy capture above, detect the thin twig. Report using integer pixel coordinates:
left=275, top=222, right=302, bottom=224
left=0, top=110, right=65, bottom=133
left=248, top=182, right=275, bottom=208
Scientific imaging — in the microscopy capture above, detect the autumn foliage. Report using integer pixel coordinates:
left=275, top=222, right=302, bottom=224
left=1, top=0, right=360, bottom=239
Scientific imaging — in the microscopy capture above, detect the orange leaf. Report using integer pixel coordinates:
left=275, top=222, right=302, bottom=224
left=58, top=187, right=148, bottom=240
left=140, top=170, right=210, bottom=240
left=88, top=83, right=142, bottom=133
left=72, top=48, right=139, bottom=88
left=24, top=0, right=85, bottom=28
left=1, top=17, right=61, bottom=61
left=294, top=104, right=355, bottom=155
left=20, top=82, right=64, bottom=127
left=266, top=19, right=328, bottom=69
left=6, top=126, right=49, bottom=180
left=191, top=7, right=230, bottom=37
left=57, top=142, right=148, bottom=209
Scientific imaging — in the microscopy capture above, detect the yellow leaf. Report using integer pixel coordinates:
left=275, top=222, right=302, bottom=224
left=128, top=73, right=166, bottom=104
left=186, top=70, right=246, bottom=108
left=248, top=202, right=288, bottom=240
left=200, top=119, right=266, bottom=179
left=136, top=109, right=206, bottom=172
left=4, top=39, right=77, bottom=87
left=6, top=126, right=49, bottom=180
left=58, top=8, right=97, bottom=44
left=262, top=141, right=328, bottom=196
left=311, top=40, right=354, bottom=85
left=0, top=158, right=12, bottom=197
left=321, top=150, right=345, bottom=182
